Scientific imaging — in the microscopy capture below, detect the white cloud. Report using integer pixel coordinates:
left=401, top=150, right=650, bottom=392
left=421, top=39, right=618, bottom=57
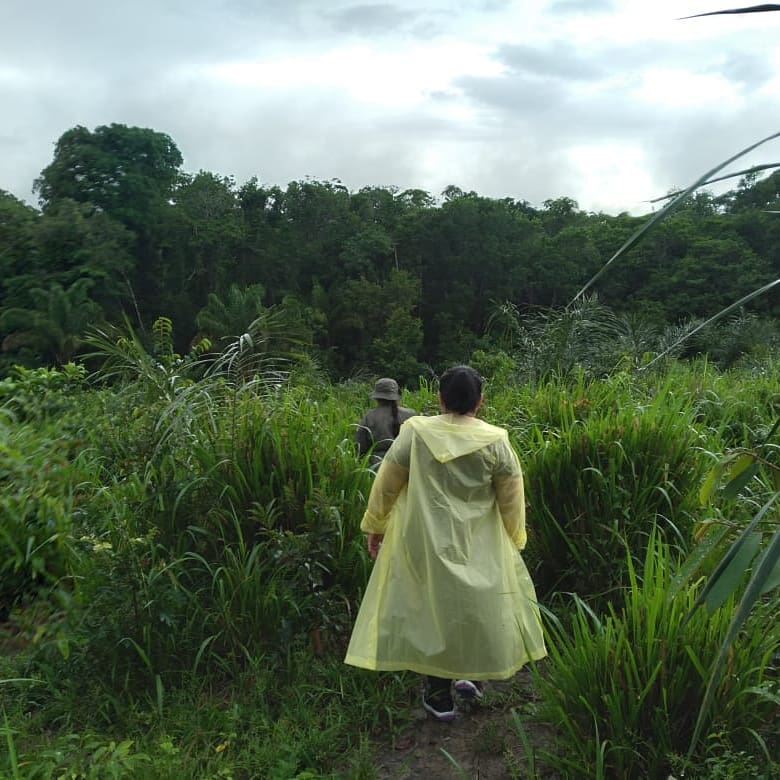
left=200, top=41, right=503, bottom=107
left=633, top=68, right=744, bottom=110
left=1, top=1, right=780, bottom=213
left=565, top=142, right=654, bottom=213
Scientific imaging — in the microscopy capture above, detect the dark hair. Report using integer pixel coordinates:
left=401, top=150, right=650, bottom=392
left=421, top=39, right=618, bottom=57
left=439, top=365, right=483, bottom=414
left=378, top=398, right=402, bottom=437
left=390, top=400, right=400, bottom=437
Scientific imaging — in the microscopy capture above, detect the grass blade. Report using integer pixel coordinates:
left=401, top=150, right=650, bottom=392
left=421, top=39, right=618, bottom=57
left=571, top=130, right=780, bottom=305
left=2, top=709, right=20, bottom=779
left=647, top=163, right=780, bottom=203
left=688, top=523, right=780, bottom=754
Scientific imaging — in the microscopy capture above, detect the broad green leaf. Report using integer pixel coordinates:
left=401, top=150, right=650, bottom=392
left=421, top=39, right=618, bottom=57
left=727, top=452, right=757, bottom=481
left=704, top=532, right=761, bottom=613
left=699, top=463, right=724, bottom=505
left=684, top=488, right=780, bottom=623
left=698, top=448, right=756, bottom=505
left=668, top=523, right=729, bottom=601
left=722, top=460, right=760, bottom=500
left=760, top=532, right=780, bottom=594
left=689, top=524, right=780, bottom=755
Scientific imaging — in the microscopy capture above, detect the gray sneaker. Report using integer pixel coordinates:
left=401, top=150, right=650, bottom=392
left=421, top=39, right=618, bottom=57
left=422, top=687, right=456, bottom=721
left=454, top=679, right=484, bottom=701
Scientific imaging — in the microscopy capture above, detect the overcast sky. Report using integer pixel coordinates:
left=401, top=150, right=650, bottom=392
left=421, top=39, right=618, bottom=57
left=1, top=1, right=779, bottom=215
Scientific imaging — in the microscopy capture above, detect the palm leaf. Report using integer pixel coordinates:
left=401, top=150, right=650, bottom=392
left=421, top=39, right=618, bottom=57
left=679, top=4, right=780, bottom=19
left=688, top=520, right=780, bottom=754
left=570, top=130, right=780, bottom=305
left=647, top=163, right=780, bottom=203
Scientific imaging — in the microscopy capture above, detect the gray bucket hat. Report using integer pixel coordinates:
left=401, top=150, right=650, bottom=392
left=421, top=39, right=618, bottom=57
left=370, top=377, right=401, bottom=401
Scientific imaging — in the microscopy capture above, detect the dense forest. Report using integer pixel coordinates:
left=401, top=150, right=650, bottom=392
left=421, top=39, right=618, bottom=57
left=2, top=123, right=780, bottom=381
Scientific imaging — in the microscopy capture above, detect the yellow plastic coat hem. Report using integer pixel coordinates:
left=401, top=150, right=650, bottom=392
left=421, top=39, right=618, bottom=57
left=343, top=649, right=548, bottom=681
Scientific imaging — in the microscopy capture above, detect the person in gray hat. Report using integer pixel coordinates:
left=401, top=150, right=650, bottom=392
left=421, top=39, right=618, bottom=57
left=355, top=378, right=416, bottom=468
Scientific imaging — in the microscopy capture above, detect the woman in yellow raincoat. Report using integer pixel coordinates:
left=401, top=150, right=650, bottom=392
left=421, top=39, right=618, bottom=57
left=344, top=366, right=546, bottom=721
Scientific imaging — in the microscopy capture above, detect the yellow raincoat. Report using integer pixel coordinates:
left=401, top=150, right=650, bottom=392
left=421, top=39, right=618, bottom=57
left=345, top=414, right=547, bottom=679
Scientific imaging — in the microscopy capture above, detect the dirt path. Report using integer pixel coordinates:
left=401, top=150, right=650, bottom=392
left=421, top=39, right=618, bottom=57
left=372, top=670, right=559, bottom=779
left=3, top=612, right=559, bottom=778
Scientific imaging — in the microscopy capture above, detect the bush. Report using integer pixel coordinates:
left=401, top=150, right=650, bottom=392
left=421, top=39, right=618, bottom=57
left=534, top=535, right=780, bottom=777
left=41, top=379, right=377, bottom=686
left=0, top=363, right=87, bottom=422
left=524, top=380, right=704, bottom=604
left=0, top=420, right=92, bottom=618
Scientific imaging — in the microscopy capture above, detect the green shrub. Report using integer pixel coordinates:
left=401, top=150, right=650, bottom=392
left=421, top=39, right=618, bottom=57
left=0, top=363, right=87, bottom=422
left=42, top=378, right=377, bottom=685
left=0, top=421, right=92, bottom=618
left=524, top=380, right=704, bottom=603
left=534, top=534, right=780, bottom=777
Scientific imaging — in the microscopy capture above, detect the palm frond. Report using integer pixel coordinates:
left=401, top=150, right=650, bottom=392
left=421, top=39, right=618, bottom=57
left=648, top=164, right=780, bottom=203
left=571, top=130, right=780, bottom=305
left=642, top=278, right=780, bottom=369
left=679, top=4, right=780, bottom=19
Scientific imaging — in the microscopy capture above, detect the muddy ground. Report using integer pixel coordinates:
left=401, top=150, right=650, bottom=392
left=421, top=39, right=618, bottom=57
left=371, top=670, right=560, bottom=779
left=2, top=612, right=560, bottom=778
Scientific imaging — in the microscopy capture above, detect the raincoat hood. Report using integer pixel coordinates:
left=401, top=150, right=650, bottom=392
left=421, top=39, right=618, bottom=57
left=406, top=414, right=506, bottom=463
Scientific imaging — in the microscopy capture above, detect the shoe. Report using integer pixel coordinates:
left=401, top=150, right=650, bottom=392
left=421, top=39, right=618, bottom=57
left=454, top=679, right=484, bottom=701
left=422, top=687, right=456, bottom=722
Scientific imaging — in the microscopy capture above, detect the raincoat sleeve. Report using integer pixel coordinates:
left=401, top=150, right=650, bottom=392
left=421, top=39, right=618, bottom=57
left=359, top=424, right=411, bottom=534
left=492, top=436, right=527, bottom=550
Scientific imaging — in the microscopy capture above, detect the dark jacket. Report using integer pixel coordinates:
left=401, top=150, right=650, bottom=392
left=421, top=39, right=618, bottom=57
left=355, top=404, right=416, bottom=465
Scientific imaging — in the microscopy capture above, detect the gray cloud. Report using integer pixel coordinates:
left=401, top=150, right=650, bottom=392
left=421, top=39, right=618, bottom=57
left=325, top=4, right=415, bottom=35
left=1, top=3, right=217, bottom=71
left=549, top=0, right=615, bottom=13
left=455, top=72, right=570, bottom=114
left=457, top=33, right=777, bottom=125
left=718, top=52, right=775, bottom=87
left=495, top=42, right=607, bottom=81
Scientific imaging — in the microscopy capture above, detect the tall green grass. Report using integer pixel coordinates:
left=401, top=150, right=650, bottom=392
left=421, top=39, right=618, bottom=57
left=522, top=374, right=705, bottom=604
left=534, top=533, right=780, bottom=777
left=4, top=347, right=779, bottom=776
left=2, top=649, right=416, bottom=779
left=44, top=373, right=381, bottom=686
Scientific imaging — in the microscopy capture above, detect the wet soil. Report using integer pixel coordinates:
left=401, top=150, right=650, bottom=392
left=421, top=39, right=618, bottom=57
left=372, top=670, right=560, bottom=779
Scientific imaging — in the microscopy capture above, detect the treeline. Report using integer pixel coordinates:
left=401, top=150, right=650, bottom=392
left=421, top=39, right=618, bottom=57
left=2, top=123, right=780, bottom=380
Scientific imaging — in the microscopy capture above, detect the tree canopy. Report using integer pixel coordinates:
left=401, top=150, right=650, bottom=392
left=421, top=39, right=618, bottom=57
left=2, top=125, right=780, bottom=378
